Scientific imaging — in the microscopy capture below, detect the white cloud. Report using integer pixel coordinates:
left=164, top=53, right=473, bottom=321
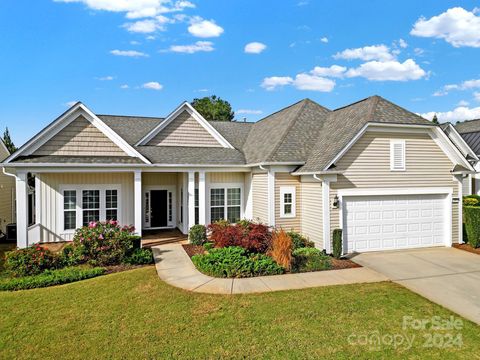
left=293, top=73, right=335, bottom=91
left=120, top=84, right=129, bottom=89
left=311, top=65, right=346, bottom=78
left=65, top=101, right=77, bottom=107
left=413, top=48, right=425, bottom=56
left=434, top=78, right=480, bottom=96
left=244, top=42, right=267, bottom=54
left=411, top=7, right=480, bottom=47
left=237, top=109, right=263, bottom=115
left=96, top=75, right=114, bottom=81
left=398, top=38, right=408, bottom=48
left=320, top=37, right=329, bottom=43
left=333, top=44, right=394, bottom=61
left=110, top=49, right=148, bottom=57
left=130, top=40, right=141, bottom=45
left=195, top=88, right=209, bottom=92
left=475, top=92, right=480, bottom=102
left=168, top=41, right=214, bottom=53
left=345, top=59, right=427, bottom=81
left=421, top=106, right=480, bottom=122
left=261, top=76, right=293, bottom=90
left=142, top=81, right=163, bottom=90
left=458, top=100, right=469, bottom=106
left=188, top=17, right=223, bottom=38
left=146, top=35, right=156, bottom=40
left=54, top=0, right=194, bottom=19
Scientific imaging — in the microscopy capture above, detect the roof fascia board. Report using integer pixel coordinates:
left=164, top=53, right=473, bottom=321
left=1, top=162, right=250, bottom=169
left=443, top=123, right=479, bottom=160
left=430, top=126, right=475, bottom=171
left=136, top=102, right=234, bottom=149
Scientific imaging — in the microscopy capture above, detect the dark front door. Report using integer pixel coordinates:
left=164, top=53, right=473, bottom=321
left=150, top=190, right=168, bottom=227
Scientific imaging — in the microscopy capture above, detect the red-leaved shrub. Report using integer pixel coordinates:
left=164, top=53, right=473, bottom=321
left=207, top=221, right=272, bottom=253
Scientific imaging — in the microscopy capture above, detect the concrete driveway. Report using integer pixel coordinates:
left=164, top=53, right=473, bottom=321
left=352, top=247, right=480, bottom=325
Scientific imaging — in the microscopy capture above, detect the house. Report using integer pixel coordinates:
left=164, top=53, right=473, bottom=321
left=1, top=96, right=473, bottom=253
left=0, top=138, right=15, bottom=235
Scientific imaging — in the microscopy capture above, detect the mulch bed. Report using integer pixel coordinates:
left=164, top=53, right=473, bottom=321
left=453, top=243, right=480, bottom=255
left=182, top=244, right=360, bottom=271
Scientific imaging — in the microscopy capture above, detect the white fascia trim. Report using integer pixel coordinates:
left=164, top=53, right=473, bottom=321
left=337, top=187, right=454, bottom=197
left=4, top=103, right=151, bottom=164
left=136, top=102, right=234, bottom=149
left=322, top=179, right=331, bottom=253
left=430, top=126, right=475, bottom=171
left=292, top=170, right=344, bottom=176
left=267, top=169, right=275, bottom=226
left=2, top=163, right=251, bottom=169
left=443, top=123, right=478, bottom=160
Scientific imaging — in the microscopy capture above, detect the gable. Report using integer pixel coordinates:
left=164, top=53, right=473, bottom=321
left=146, top=110, right=222, bottom=147
left=32, top=115, right=128, bottom=157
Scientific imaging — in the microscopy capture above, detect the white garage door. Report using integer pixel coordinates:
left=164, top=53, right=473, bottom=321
left=343, top=194, right=447, bottom=253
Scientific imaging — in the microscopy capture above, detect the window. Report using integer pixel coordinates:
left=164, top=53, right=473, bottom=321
left=168, top=191, right=173, bottom=222
left=280, top=186, right=296, bottom=218
left=82, top=190, right=100, bottom=226
left=390, top=139, right=406, bottom=171
left=194, top=188, right=199, bottom=225
left=105, top=190, right=118, bottom=221
left=144, top=192, right=150, bottom=223
left=210, top=187, right=241, bottom=223
left=63, top=190, right=76, bottom=230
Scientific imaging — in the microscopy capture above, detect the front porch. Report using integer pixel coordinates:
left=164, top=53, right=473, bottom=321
left=141, top=229, right=188, bottom=248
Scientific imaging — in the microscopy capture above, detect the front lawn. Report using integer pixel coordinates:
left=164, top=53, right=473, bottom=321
left=1, top=267, right=479, bottom=359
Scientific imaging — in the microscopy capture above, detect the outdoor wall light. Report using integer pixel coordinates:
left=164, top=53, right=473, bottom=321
left=332, top=195, right=340, bottom=209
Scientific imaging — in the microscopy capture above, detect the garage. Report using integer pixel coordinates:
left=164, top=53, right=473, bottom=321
left=342, top=193, right=450, bottom=253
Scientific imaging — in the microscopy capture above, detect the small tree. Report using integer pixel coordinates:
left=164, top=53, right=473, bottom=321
left=2, top=127, right=17, bottom=154
left=191, top=95, right=234, bottom=121
left=432, top=114, right=439, bottom=125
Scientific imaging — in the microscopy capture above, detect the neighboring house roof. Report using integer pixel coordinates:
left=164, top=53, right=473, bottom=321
left=297, top=95, right=433, bottom=173
left=455, top=119, right=480, bottom=134
left=5, top=95, right=471, bottom=172
left=0, top=138, right=10, bottom=161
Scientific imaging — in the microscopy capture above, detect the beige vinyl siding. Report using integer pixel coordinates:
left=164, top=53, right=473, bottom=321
left=208, top=172, right=245, bottom=184
left=0, top=145, right=14, bottom=232
left=275, top=173, right=301, bottom=231
left=33, top=115, right=127, bottom=156
left=252, top=172, right=268, bottom=224
left=329, top=130, right=459, bottom=248
left=37, top=173, right=134, bottom=242
left=142, top=173, right=178, bottom=186
left=300, top=180, right=323, bottom=247
left=147, top=111, right=221, bottom=147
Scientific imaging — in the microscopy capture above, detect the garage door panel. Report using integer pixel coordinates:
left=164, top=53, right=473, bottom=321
left=343, top=194, right=447, bottom=253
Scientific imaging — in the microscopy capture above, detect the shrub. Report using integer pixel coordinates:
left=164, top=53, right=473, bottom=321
left=189, top=224, right=207, bottom=245
left=5, top=245, right=60, bottom=277
left=287, top=231, right=314, bottom=250
left=269, top=230, right=292, bottom=270
left=464, top=206, right=480, bottom=248
left=71, top=221, right=136, bottom=266
left=463, top=197, right=479, bottom=206
left=191, top=246, right=284, bottom=278
left=124, top=248, right=153, bottom=265
left=332, top=229, right=343, bottom=259
left=204, top=242, right=214, bottom=251
left=0, top=266, right=106, bottom=291
left=59, top=244, right=83, bottom=267
left=208, top=222, right=272, bottom=253
left=292, top=247, right=331, bottom=273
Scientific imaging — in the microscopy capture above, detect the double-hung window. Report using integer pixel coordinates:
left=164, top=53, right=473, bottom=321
left=82, top=190, right=100, bottom=226
left=210, top=186, right=242, bottom=223
left=63, top=190, right=77, bottom=230
left=280, top=186, right=296, bottom=218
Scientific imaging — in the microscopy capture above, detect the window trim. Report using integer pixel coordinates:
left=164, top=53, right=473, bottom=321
left=58, top=184, right=121, bottom=234
left=390, top=139, right=406, bottom=171
left=280, top=186, right=296, bottom=218
left=207, top=183, right=243, bottom=224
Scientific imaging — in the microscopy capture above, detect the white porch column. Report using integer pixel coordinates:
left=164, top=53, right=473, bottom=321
left=15, top=171, right=28, bottom=248
left=188, top=171, right=196, bottom=231
left=267, top=169, right=275, bottom=227
left=134, top=170, right=142, bottom=237
left=198, top=171, right=206, bottom=225
left=322, top=179, right=331, bottom=254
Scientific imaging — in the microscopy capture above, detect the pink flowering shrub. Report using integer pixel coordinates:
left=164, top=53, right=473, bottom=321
left=5, top=245, right=60, bottom=277
left=71, top=220, right=137, bottom=266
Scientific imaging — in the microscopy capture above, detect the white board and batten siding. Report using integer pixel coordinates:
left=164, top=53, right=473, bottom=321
left=37, top=173, right=134, bottom=242
left=252, top=172, right=268, bottom=224
left=330, top=131, right=459, bottom=252
left=300, top=179, right=323, bottom=248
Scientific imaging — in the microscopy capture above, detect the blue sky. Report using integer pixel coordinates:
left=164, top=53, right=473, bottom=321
left=1, top=0, right=480, bottom=146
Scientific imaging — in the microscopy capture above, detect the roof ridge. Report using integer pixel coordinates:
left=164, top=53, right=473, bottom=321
left=457, top=118, right=480, bottom=124
left=265, top=99, right=310, bottom=162
left=333, top=95, right=377, bottom=112
left=253, top=98, right=309, bottom=125
left=367, top=95, right=381, bottom=121
left=97, top=114, right=164, bottom=120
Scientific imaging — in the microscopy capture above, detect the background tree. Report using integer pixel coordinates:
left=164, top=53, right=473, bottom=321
left=191, top=95, right=234, bottom=121
left=431, top=114, right=439, bottom=125
left=2, top=127, right=17, bottom=154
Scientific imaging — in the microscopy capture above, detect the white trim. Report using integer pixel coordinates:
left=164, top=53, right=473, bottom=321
left=198, top=171, right=206, bottom=225
left=34, top=175, right=41, bottom=225
left=5, top=103, right=151, bottom=164
left=206, top=182, right=244, bottom=224
left=244, top=172, right=253, bottom=219
left=136, top=102, right=234, bottom=149
left=390, top=139, right=406, bottom=171
left=457, top=175, right=464, bottom=244
left=322, top=179, right=331, bottom=253
left=442, top=123, right=478, bottom=160
left=337, top=187, right=453, bottom=197
left=134, top=171, right=142, bottom=235
left=188, top=171, right=195, bottom=230
left=279, top=186, right=296, bottom=218
left=16, top=171, right=28, bottom=248
left=57, top=184, right=122, bottom=237
left=267, top=169, right=275, bottom=226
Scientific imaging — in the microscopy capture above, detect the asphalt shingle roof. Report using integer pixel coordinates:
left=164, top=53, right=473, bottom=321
left=12, top=155, right=144, bottom=164
left=98, top=115, right=163, bottom=145
left=455, top=119, right=480, bottom=134
left=137, top=146, right=246, bottom=165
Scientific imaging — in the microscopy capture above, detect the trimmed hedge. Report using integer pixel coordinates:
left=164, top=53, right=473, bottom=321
left=189, top=224, right=207, bottom=245
left=0, top=266, right=106, bottom=291
left=332, top=229, right=342, bottom=259
left=124, top=248, right=153, bottom=265
left=464, top=206, right=480, bottom=248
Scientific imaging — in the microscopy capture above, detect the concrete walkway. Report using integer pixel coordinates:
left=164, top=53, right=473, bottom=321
left=353, top=247, right=480, bottom=325
left=152, top=243, right=388, bottom=294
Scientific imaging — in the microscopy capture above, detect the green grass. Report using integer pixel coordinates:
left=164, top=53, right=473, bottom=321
left=0, top=267, right=479, bottom=359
